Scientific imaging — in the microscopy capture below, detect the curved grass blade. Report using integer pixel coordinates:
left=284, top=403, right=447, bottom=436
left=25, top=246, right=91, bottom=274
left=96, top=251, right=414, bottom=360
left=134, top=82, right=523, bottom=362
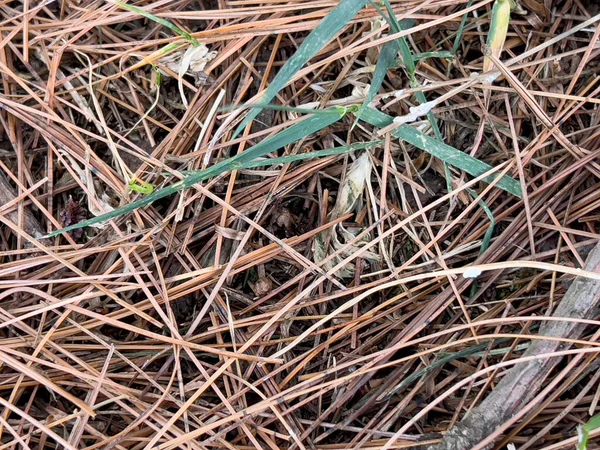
left=383, top=337, right=517, bottom=401
left=114, top=1, right=199, bottom=46
left=355, top=107, right=522, bottom=198
left=233, top=0, right=370, bottom=138
left=47, top=108, right=347, bottom=237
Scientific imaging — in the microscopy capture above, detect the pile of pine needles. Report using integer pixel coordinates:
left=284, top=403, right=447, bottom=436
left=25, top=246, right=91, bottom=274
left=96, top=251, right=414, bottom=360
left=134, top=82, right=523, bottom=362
left=1, top=0, right=600, bottom=448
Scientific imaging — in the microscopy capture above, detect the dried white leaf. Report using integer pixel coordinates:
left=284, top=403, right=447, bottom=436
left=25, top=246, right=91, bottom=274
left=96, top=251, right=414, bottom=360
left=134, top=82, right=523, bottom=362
left=351, top=83, right=370, bottom=100
left=159, top=43, right=217, bottom=109
left=371, top=17, right=387, bottom=32
left=392, top=100, right=436, bottom=126
left=313, top=152, right=379, bottom=278
left=333, top=152, right=372, bottom=217
left=310, top=84, right=327, bottom=94
left=160, top=43, right=216, bottom=74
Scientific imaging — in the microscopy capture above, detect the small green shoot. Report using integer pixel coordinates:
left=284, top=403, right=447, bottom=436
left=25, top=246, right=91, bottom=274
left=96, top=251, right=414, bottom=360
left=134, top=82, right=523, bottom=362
left=128, top=177, right=155, bottom=195
left=453, top=0, right=474, bottom=55
left=113, top=1, right=204, bottom=107
left=577, top=413, right=600, bottom=450
left=468, top=187, right=496, bottom=297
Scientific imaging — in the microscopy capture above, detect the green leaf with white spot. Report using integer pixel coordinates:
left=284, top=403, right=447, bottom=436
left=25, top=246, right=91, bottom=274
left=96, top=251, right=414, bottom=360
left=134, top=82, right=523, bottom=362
left=356, top=107, right=522, bottom=198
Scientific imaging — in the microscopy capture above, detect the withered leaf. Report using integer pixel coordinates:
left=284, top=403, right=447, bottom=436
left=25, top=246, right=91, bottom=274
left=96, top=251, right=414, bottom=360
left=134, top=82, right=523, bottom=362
left=59, top=197, right=87, bottom=240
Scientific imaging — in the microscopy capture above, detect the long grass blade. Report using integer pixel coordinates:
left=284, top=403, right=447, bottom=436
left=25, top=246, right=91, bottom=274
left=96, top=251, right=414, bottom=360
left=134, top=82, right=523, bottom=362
left=242, top=141, right=381, bottom=168
left=383, top=337, right=516, bottom=401
left=232, top=0, right=369, bottom=137
left=47, top=108, right=347, bottom=237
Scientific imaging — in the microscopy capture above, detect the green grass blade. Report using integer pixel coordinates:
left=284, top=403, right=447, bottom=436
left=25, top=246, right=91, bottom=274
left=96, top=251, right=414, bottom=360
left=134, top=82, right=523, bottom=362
left=242, top=141, right=381, bottom=168
left=355, top=105, right=395, bottom=128
left=383, top=337, right=515, bottom=401
left=394, top=124, right=521, bottom=197
left=220, top=103, right=347, bottom=115
left=47, top=108, right=346, bottom=237
left=355, top=107, right=522, bottom=197
left=584, top=414, right=600, bottom=433
left=412, top=51, right=454, bottom=62
left=114, top=1, right=199, bottom=46
left=386, top=20, right=416, bottom=75
left=578, top=413, right=600, bottom=450
left=232, top=0, right=369, bottom=138
left=353, top=41, right=398, bottom=126
left=468, top=187, right=496, bottom=297
left=472, top=190, right=496, bottom=254
left=391, top=52, right=455, bottom=67
left=171, top=141, right=380, bottom=176
left=453, top=0, right=474, bottom=55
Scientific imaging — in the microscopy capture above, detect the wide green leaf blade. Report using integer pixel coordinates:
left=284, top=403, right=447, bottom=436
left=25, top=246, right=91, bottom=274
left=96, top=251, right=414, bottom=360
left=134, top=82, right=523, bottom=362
left=578, top=413, right=600, bottom=450
left=356, top=107, right=522, bottom=198
left=233, top=0, right=369, bottom=138
left=393, top=125, right=521, bottom=197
